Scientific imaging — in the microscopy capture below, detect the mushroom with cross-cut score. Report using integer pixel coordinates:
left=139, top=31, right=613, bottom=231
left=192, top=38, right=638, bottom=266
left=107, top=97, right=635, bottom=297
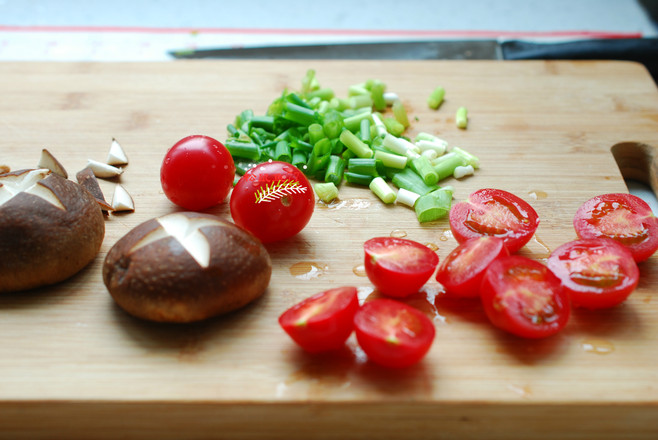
left=102, top=212, right=272, bottom=323
left=0, top=169, right=105, bottom=292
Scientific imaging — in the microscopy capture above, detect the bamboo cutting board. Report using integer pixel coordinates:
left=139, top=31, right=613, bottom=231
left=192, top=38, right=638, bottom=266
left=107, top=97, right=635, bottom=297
left=0, top=60, right=657, bottom=439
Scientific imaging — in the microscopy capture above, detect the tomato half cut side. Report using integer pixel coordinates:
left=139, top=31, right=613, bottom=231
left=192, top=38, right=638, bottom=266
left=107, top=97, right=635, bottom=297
left=435, top=236, right=509, bottom=298
left=547, top=238, right=639, bottom=309
left=480, top=255, right=570, bottom=338
left=278, top=286, right=359, bottom=353
left=354, top=299, right=435, bottom=368
left=449, top=188, right=540, bottom=254
left=573, top=193, right=658, bottom=262
left=364, top=237, right=440, bottom=298
left=230, top=161, right=315, bottom=244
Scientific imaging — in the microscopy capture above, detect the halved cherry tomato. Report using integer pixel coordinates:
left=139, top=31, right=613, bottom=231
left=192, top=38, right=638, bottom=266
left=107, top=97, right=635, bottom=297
left=354, top=298, right=435, bottom=368
left=230, top=161, right=314, bottom=243
left=480, top=255, right=570, bottom=338
left=160, top=135, right=235, bottom=211
left=547, top=238, right=639, bottom=309
left=364, top=237, right=439, bottom=298
left=278, top=286, right=359, bottom=353
left=435, top=236, right=509, bottom=298
left=573, top=193, right=658, bottom=262
left=449, top=188, right=540, bottom=254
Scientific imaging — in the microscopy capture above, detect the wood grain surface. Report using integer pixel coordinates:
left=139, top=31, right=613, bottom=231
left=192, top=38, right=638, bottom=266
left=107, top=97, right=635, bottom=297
left=0, top=60, right=657, bottom=439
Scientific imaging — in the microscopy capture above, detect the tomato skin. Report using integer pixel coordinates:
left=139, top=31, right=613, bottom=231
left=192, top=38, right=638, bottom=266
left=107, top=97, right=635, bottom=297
left=364, top=237, right=439, bottom=298
left=230, top=161, right=314, bottom=244
left=547, top=238, right=639, bottom=309
left=449, top=188, right=540, bottom=254
left=435, top=236, right=509, bottom=298
left=160, top=135, right=235, bottom=211
left=573, top=193, right=658, bottom=262
left=278, top=286, right=359, bottom=353
left=480, top=255, right=570, bottom=338
left=354, top=299, right=435, bottom=368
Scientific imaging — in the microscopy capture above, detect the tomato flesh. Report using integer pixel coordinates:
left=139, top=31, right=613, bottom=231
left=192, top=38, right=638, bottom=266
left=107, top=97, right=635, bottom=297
left=480, top=255, right=570, bottom=338
left=354, top=299, right=435, bottom=368
left=449, top=188, right=540, bottom=254
left=160, top=135, right=235, bottom=211
left=547, top=238, right=639, bottom=309
left=278, top=286, right=359, bottom=353
left=364, top=237, right=439, bottom=298
left=573, top=193, right=658, bottom=262
left=435, top=236, right=509, bottom=298
left=230, top=161, right=314, bottom=243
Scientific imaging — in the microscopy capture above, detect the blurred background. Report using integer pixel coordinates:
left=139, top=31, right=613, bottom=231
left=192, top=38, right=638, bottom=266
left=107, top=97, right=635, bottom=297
left=0, top=0, right=656, bottom=61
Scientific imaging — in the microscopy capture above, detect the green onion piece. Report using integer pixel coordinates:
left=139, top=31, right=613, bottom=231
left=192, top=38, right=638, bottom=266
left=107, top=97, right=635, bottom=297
left=382, top=133, right=416, bottom=155
left=275, top=140, right=292, bottom=162
left=370, top=81, right=387, bottom=111
left=411, top=155, right=439, bottom=186
left=301, top=69, right=318, bottom=95
left=452, top=146, right=480, bottom=168
left=340, top=130, right=373, bottom=158
left=370, top=177, right=396, bottom=204
left=313, top=137, right=333, bottom=156
left=227, top=124, right=239, bottom=137
left=306, top=88, right=334, bottom=101
left=383, top=117, right=405, bottom=136
left=371, top=113, right=388, bottom=137
left=359, top=118, right=372, bottom=144
left=432, top=152, right=467, bottom=181
left=292, top=150, right=308, bottom=168
left=343, top=110, right=372, bottom=133
left=306, top=151, right=331, bottom=176
left=324, top=155, right=346, bottom=185
left=291, top=138, right=313, bottom=153
left=392, top=100, right=410, bottom=128
left=286, top=92, right=311, bottom=109
left=308, top=123, right=326, bottom=145
left=374, top=150, right=407, bottom=169
left=347, top=158, right=381, bottom=177
left=348, top=94, right=373, bottom=109
left=395, top=188, right=421, bottom=207
left=225, top=140, right=261, bottom=161
left=322, top=110, right=344, bottom=139
left=414, top=132, right=440, bottom=143
left=348, top=84, right=370, bottom=96
left=249, top=115, right=274, bottom=132
left=416, top=139, right=448, bottom=156
left=390, top=167, right=439, bottom=195
left=283, top=102, right=318, bottom=126
left=234, top=160, right=257, bottom=176
left=236, top=109, right=254, bottom=127
left=428, top=86, right=445, bottom=110
left=456, top=106, right=468, bottom=129
left=314, top=182, right=339, bottom=203
left=415, top=188, right=453, bottom=223
left=345, top=172, right=374, bottom=186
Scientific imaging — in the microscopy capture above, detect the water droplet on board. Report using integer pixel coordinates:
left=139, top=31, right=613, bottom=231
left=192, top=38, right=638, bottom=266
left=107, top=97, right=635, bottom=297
left=352, top=264, right=367, bottom=277
left=318, top=198, right=371, bottom=210
left=390, top=229, right=407, bottom=238
left=439, top=229, right=453, bottom=241
left=528, top=190, right=548, bottom=200
left=528, top=234, right=551, bottom=260
left=425, top=242, right=439, bottom=251
left=507, top=383, right=532, bottom=398
left=289, top=261, right=328, bottom=280
left=581, top=339, right=615, bottom=355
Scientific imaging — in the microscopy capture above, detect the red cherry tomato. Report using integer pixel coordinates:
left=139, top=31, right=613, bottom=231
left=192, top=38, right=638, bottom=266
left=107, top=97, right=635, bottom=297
left=354, top=299, right=435, bottom=368
left=547, top=238, right=639, bottom=309
left=160, top=135, right=235, bottom=211
left=435, top=236, right=509, bottom=298
left=230, top=161, right=314, bottom=243
left=449, top=188, right=540, bottom=254
left=573, top=193, right=658, bottom=262
left=278, top=286, right=359, bottom=353
left=480, top=255, right=570, bottom=338
left=363, top=237, right=439, bottom=298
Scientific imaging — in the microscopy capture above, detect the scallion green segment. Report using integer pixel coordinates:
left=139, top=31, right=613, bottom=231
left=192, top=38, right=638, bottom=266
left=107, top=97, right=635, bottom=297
left=415, top=188, right=453, bottom=223
left=428, top=86, right=445, bottom=109
left=369, top=177, right=396, bottom=204
left=456, top=106, right=468, bottom=129
left=340, top=129, right=373, bottom=159
left=314, top=182, right=339, bottom=203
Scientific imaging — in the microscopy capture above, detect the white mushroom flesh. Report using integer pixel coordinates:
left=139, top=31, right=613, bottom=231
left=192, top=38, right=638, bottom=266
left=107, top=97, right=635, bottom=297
left=0, top=169, right=64, bottom=209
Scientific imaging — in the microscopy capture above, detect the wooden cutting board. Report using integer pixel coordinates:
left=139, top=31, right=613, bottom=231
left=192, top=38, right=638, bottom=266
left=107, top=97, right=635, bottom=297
left=0, top=60, right=657, bottom=440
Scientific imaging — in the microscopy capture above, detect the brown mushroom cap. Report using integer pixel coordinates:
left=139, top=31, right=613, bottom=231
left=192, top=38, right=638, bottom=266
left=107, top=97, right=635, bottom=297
left=0, top=169, right=105, bottom=292
left=102, top=212, right=272, bottom=323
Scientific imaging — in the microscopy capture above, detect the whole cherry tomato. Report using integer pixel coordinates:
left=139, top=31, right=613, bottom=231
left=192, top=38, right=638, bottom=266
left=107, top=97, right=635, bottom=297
left=160, top=135, right=235, bottom=211
left=230, top=161, right=314, bottom=243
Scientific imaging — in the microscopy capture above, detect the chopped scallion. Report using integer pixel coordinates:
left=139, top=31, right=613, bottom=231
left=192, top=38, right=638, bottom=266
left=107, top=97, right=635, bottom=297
left=340, top=129, right=373, bottom=158
left=369, top=177, right=396, bottom=204
left=456, top=106, right=468, bottom=129
left=428, top=86, right=445, bottom=110
left=415, top=188, right=453, bottom=222
left=314, top=182, right=339, bottom=203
